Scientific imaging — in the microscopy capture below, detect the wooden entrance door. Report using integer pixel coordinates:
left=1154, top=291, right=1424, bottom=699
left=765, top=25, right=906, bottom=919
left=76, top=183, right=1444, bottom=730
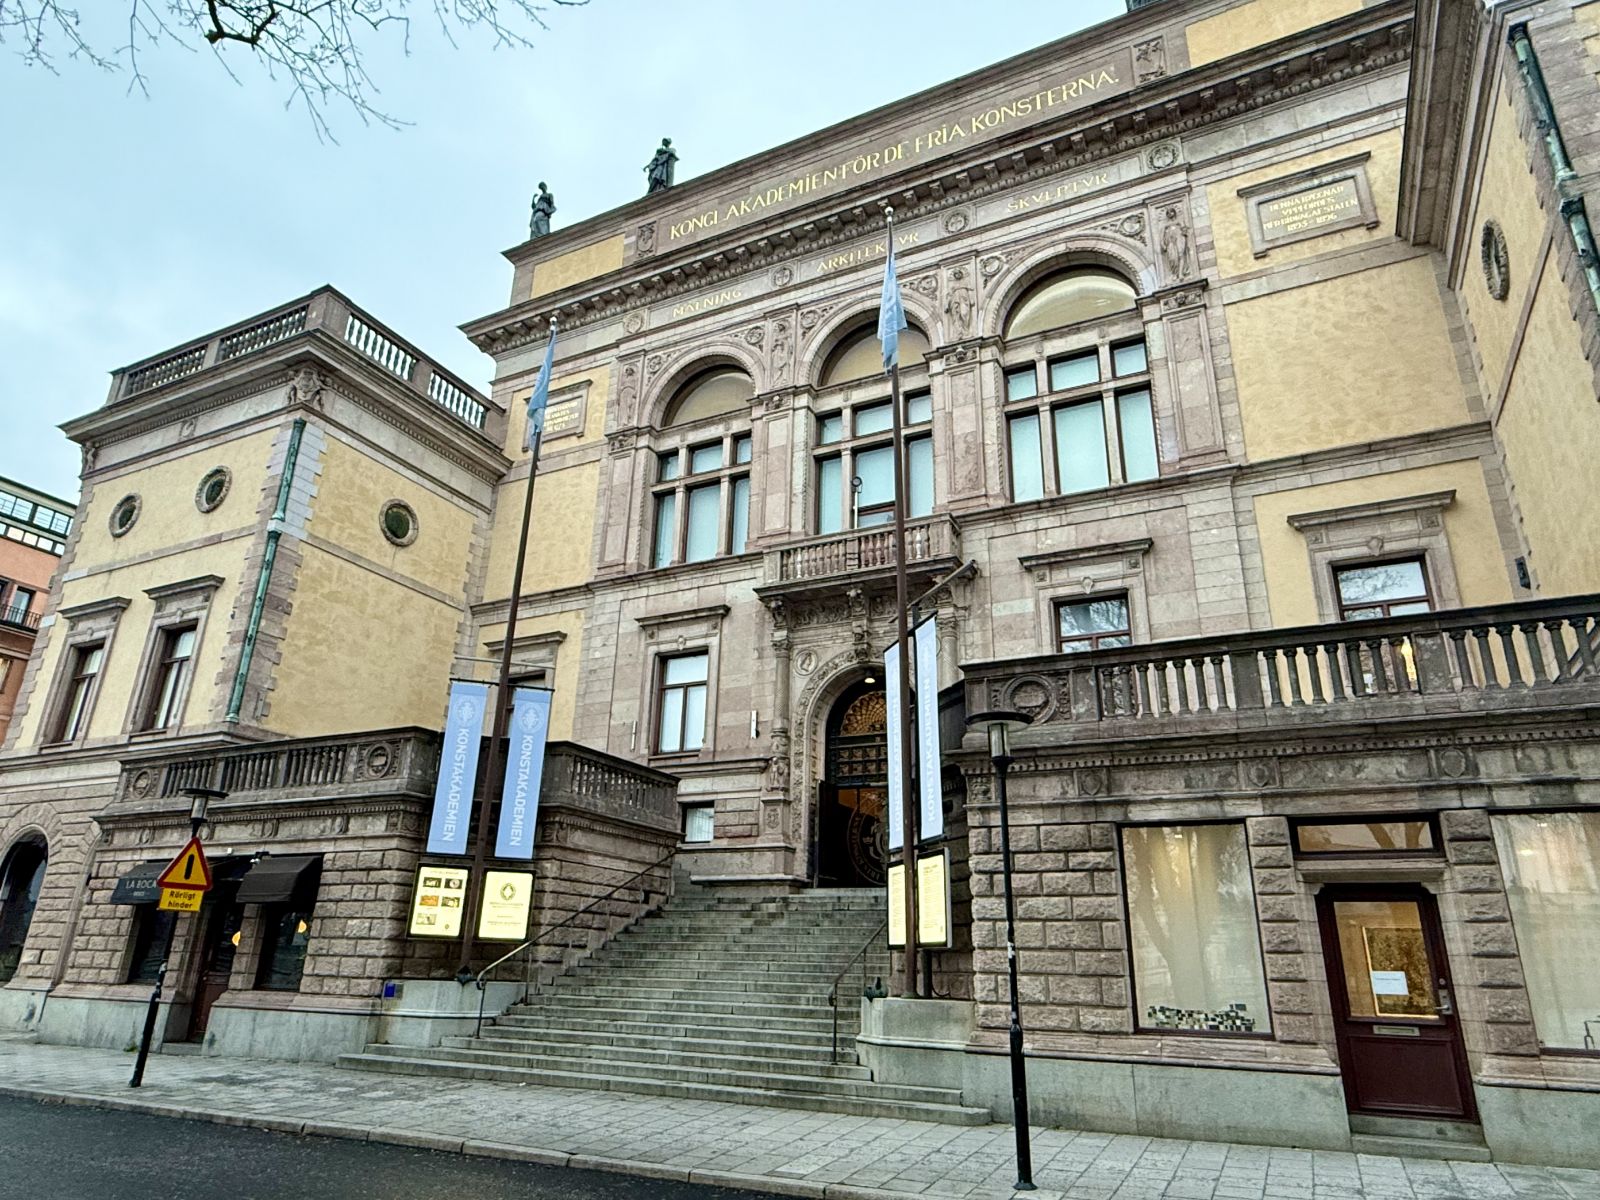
left=1316, top=885, right=1476, bottom=1120
left=185, top=892, right=242, bottom=1042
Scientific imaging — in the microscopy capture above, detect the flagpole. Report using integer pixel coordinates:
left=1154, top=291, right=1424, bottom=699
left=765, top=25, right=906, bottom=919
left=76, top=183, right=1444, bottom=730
left=457, top=315, right=556, bottom=976
left=883, top=207, right=920, bottom=999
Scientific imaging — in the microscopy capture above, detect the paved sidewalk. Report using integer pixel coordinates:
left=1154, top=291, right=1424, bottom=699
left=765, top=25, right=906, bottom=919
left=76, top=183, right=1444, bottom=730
left=0, top=1040, right=1595, bottom=1200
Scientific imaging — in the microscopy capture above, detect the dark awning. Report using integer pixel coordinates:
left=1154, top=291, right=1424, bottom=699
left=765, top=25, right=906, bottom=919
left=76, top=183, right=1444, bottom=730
left=109, top=860, right=167, bottom=905
left=236, top=855, right=322, bottom=906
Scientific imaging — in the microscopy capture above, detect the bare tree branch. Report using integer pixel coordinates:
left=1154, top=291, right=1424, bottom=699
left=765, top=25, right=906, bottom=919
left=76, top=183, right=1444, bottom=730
left=0, top=0, right=586, bottom=137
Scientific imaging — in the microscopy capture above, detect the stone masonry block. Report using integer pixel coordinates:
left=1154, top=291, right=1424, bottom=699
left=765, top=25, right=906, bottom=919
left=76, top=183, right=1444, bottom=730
left=1249, top=845, right=1293, bottom=869
left=1040, top=824, right=1091, bottom=852
left=1472, top=957, right=1526, bottom=989
left=1015, top=921, right=1046, bottom=949
left=1092, top=871, right=1120, bottom=895
left=1269, top=981, right=1314, bottom=1015
left=1441, top=809, right=1492, bottom=840
left=1012, top=852, right=1067, bottom=873
left=1264, top=952, right=1308, bottom=982
left=1256, top=894, right=1299, bottom=922
left=1100, top=921, right=1126, bottom=950
left=1049, top=975, right=1101, bottom=1005
left=1460, top=894, right=1511, bottom=923
left=1079, top=1006, right=1133, bottom=1033
left=1483, top=993, right=1535, bottom=1025
left=1016, top=896, right=1071, bottom=921
left=1453, top=866, right=1506, bottom=894
left=1044, top=922, right=1102, bottom=950
left=1260, top=925, right=1303, bottom=953
left=1043, top=872, right=1094, bottom=896
left=1245, top=816, right=1290, bottom=846
left=1089, top=824, right=1116, bottom=850
left=1009, top=826, right=1041, bottom=852
left=1067, top=851, right=1116, bottom=871
left=1448, top=840, right=1500, bottom=866
left=1486, top=1024, right=1540, bottom=1056
left=1251, top=868, right=1297, bottom=895
left=1074, top=951, right=1126, bottom=977
left=1071, top=895, right=1121, bottom=920
left=1100, top=976, right=1128, bottom=1006
left=1467, top=923, right=1519, bottom=957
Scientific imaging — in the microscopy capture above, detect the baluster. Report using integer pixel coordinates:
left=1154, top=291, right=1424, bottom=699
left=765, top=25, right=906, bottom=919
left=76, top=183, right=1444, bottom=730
left=1543, top=620, right=1570, bottom=683
left=1449, top=631, right=1476, bottom=690
left=1473, top=628, right=1500, bottom=687
left=1572, top=617, right=1597, bottom=678
left=1210, top=655, right=1230, bottom=710
left=1343, top=640, right=1366, bottom=697
left=1283, top=646, right=1304, bottom=707
left=1149, top=660, right=1168, bottom=717
left=1263, top=648, right=1285, bottom=708
left=1366, top=637, right=1390, bottom=693
left=1136, top=662, right=1153, bottom=719
left=1390, top=636, right=1415, bottom=693
left=1306, top=644, right=1326, bottom=703
left=1496, top=624, right=1525, bottom=687
left=1191, top=656, right=1210, bottom=711
left=1522, top=622, right=1549, bottom=685
left=1323, top=642, right=1346, bottom=701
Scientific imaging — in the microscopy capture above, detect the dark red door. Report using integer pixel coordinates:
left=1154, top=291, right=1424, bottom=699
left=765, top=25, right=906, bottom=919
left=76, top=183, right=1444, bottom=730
left=1316, top=885, right=1476, bottom=1120
left=185, top=895, right=242, bottom=1042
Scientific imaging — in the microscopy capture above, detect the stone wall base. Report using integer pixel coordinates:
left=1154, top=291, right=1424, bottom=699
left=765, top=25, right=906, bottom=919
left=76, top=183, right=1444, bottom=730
left=1476, top=1080, right=1600, bottom=1169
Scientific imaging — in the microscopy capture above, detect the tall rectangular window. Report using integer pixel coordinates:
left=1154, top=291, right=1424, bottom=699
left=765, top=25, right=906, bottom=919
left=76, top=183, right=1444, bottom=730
left=729, top=477, right=750, bottom=555
left=2, top=586, right=34, bottom=624
left=907, top=435, right=933, bottom=519
left=1491, top=812, right=1600, bottom=1050
left=257, top=906, right=315, bottom=991
left=1122, top=823, right=1271, bottom=1034
left=817, top=455, right=843, bottom=534
left=656, top=652, right=709, bottom=754
left=683, top=805, right=715, bottom=843
left=1054, top=401, right=1110, bottom=493
left=143, top=625, right=197, bottom=731
left=652, top=493, right=677, bottom=568
left=125, top=908, right=175, bottom=984
left=1117, top=390, right=1158, bottom=483
left=683, top=483, right=721, bottom=563
left=53, top=642, right=104, bottom=742
left=853, top=444, right=895, bottom=527
left=1008, top=414, right=1044, bottom=502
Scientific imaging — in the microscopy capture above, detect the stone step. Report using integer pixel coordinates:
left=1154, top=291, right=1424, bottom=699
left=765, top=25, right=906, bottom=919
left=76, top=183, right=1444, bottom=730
left=553, top=973, right=836, bottom=997
left=391, top=1038, right=874, bottom=1083
left=454, top=1028, right=849, bottom=1065
left=498, top=1011, right=850, bottom=1046
left=513, top=990, right=840, bottom=1018
left=569, top=964, right=882, bottom=987
left=337, top=1053, right=990, bottom=1125
left=1347, top=1115, right=1488, bottom=1146
left=1348, top=1134, right=1494, bottom=1163
left=506, top=1003, right=853, bottom=1036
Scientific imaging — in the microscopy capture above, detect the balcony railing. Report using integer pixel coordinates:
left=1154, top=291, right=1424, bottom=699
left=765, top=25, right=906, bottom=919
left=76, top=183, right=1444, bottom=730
left=964, top=596, right=1600, bottom=737
left=0, top=606, right=41, bottom=631
left=767, top=515, right=962, bottom=587
left=110, top=289, right=489, bottom=433
left=115, top=729, right=679, bottom=834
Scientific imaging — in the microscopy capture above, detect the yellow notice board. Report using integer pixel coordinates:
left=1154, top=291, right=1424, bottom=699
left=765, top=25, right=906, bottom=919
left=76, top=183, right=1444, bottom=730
left=887, top=850, right=953, bottom=949
left=158, top=888, right=202, bottom=912
left=408, top=866, right=468, bottom=938
left=478, top=870, right=534, bottom=942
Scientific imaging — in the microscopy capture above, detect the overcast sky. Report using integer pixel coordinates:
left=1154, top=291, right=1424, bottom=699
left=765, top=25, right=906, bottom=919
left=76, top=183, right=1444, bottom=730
left=0, top=0, right=1124, bottom=503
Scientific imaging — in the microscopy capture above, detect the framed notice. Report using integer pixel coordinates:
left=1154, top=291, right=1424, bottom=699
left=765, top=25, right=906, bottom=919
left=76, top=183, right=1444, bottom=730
left=478, top=869, right=535, bottom=942
left=408, top=865, right=469, bottom=938
left=1238, top=152, right=1379, bottom=257
left=887, top=851, right=954, bottom=950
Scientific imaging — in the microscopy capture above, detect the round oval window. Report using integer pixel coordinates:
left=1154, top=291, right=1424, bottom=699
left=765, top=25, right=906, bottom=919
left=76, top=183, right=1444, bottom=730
left=196, top=468, right=230, bottom=513
left=381, top=501, right=417, bottom=546
left=109, top=495, right=140, bottom=537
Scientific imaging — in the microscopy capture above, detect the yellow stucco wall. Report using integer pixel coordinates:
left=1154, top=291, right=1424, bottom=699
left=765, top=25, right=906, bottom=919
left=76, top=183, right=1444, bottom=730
left=1209, top=130, right=1403, bottom=279
left=1459, top=86, right=1550, bottom=397
left=474, top=611, right=585, bottom=742
left=13, top=428, right=280, bottom=748
left=481, top=465, right=599, bottom=600
left=266, top=547, right=462, bottom=737
left=529, top=235, right=626, bottom=301
left=504, top=365, right=610, bottom=460
left=1495, top=253, right=1600, bottom=597
left=1227, top=257, right=1470, bottom=460
left=1186, top=0, right=1361, bottom=68
left=1253, top=460, right=1513, bottom=627
left=309, top=436, right=478, bottom=599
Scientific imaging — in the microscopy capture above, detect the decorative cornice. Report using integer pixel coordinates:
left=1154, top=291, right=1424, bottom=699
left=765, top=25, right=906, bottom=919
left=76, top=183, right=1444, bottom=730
left=1019, top=538, right=1153, bottom=574
left=143, top=575, right=225, bottom=601
left=1287, top=489, right=1456, bottom=530
left=466, top=12, right=1414, bottom=354
left=58, top=596, right=131, bottom=621
left=636, top=604, right=731, bottom=630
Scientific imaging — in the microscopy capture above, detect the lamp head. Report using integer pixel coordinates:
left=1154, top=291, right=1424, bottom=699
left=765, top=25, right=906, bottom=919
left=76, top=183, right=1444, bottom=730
left=965, top=708, right=1033, bottom=760
left=179, top=786, right=227, bottom=829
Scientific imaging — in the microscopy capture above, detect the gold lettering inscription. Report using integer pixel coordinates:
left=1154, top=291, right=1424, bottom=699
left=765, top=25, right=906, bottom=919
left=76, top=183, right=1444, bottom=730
left=1258, top=179, right=1362, bottom=239
left=1005, top=172, right=1112, bottom=213
left=668, top=63, right=1124, bottom=241
left=811, top=230, right=922, bottom=277
left=671, top=288, right=744, bottom=320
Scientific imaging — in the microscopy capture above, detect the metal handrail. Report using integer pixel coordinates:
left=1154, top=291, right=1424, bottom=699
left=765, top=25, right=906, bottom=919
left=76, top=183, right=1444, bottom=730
left=472, top=848, right=677, bottom=1037
left=828, top=915, right=889, bottom=1064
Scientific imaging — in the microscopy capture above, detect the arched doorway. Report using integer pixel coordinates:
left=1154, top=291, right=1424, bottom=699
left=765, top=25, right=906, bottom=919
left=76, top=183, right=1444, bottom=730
left=817, top=680, right=889, bottom=887
left=0, top=839, right=47, bottom=984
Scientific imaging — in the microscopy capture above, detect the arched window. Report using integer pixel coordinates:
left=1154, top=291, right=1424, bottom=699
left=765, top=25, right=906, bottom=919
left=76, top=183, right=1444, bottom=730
left=1003, top=268, right=1137, bottom=339
left=999, top=265, right=1157, bottom=507
left=650, top=367, right=756, bottom=569
left=661, top=367, right=754, bottom=427
left=819, top=323, right=930, bottom=389
left=0, top=839, right=47, bottom=985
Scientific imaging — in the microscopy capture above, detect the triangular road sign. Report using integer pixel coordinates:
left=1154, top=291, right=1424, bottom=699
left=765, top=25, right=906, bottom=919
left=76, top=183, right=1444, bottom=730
left=156, top=837, right=213, bottom=892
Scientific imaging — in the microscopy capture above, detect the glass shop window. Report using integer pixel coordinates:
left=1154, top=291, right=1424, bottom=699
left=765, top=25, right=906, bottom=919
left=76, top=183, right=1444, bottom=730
left=256, top=906, right=315, bottom=991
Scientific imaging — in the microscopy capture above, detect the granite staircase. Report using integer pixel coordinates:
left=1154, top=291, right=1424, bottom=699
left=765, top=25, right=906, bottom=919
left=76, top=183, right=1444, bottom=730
left=339, top=889, right=989, bottom=1124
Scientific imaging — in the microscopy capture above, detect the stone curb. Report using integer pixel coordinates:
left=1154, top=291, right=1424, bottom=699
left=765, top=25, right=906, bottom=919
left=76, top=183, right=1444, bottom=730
left=0, top=1083, right=1043, bottom=1199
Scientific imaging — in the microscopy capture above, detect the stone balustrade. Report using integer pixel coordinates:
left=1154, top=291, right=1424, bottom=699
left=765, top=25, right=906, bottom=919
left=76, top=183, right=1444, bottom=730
left=964, top=596, right=1600, bottom=739
left=768, top=514, right=962, bottom=588
left=109, top=288, right=488, bottom=433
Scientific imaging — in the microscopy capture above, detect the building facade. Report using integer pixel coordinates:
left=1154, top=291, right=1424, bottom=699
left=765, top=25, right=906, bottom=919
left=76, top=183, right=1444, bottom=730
left=2, top=0, right=1599, bottom=1168
left=0, top=477, right=73, bottom=747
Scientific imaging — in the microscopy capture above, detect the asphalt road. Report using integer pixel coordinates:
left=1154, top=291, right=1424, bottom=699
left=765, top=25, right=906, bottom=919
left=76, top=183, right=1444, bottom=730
left=0, top=1096, right=795, bottom=1200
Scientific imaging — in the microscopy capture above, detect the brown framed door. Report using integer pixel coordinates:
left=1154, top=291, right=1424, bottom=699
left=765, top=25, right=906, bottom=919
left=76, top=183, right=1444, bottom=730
left=185, top=892, right=243, bottom=1042
left=1316, top=884, right=1476, bottom=1120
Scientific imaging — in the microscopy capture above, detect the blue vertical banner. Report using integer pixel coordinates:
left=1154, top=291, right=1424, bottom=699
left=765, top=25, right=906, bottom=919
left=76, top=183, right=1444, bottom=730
left=494, top=687, right=553, bottom=860
left=426, top=681, right=489, bottom=856
left=884, top=640, right=905, bottom=852
left=914, top=618, right=943, bottom=843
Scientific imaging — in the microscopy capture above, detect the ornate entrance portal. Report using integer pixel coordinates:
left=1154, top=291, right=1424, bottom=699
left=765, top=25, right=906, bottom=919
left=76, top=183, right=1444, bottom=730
left=818, top=681, right=889, bottom=887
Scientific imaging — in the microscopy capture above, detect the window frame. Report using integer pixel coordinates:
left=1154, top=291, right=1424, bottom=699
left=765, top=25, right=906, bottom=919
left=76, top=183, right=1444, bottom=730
left=811, top=389, right=934, bottom=534
left=1053, top=593, right=1133, bottom=654
left=139, top=622, right=200, bottom=733
left=1002, top=328, right=1159, bottom=504
left=51, top=640, right=107, bottom=744
left=653, top=649, right=711, bottom=757
left=1290, top=815, right=1442, bottom=859
left=255, top=903, right=316, bottom=992
left=649, top=427, right=752, bottom=569
left=1332, top=556, right=1435, bottom=622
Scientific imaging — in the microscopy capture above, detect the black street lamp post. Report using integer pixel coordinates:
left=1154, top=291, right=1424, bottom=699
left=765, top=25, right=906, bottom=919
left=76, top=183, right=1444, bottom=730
left=966, top=709, right=1036, bottom=1192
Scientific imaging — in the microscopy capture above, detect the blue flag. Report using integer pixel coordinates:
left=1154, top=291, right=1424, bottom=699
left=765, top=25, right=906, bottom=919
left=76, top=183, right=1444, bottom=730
left=877, top=223, right=907, bottom=372
left=523, top=325, right=557, bottom=454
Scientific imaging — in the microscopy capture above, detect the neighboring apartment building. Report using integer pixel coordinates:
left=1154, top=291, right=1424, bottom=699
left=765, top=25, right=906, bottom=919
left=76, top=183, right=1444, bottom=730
left=0, top=478, right=72, bottom=748
left=2, top=0, right=1599, bottom=1168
